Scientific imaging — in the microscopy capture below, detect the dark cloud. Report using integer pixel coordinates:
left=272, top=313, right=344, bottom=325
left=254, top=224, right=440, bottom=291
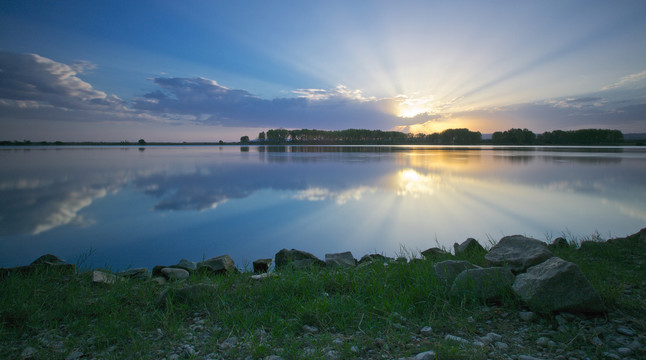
left=132, top=77, right=410, bottom=130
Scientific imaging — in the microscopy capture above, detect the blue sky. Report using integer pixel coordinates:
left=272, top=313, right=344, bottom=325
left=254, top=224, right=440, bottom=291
left=1, top=0, right=645, bottom=141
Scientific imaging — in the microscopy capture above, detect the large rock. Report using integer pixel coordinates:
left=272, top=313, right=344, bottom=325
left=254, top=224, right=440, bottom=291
left=253, top=258, right=273, bottom=273
left=512, top=257, right=604, bottom=313
left=1, top=254, right=75, bottom=279
left=156, top=284, right=218, bottom=308
left=325, top=252, right=357, bottom=267
left=435, top=260, right=481, bottom=284
left=275, top=249, right=325, bottom=270
left=358, top=254, right=393, bottom=265
left=485, top=235, right=553, bottom=273
left=160, top=267, right=190, bottom=280
left=30, top=254, right=65, bottom=265
left=453, top=238, right=486, bottom=255
left=606, top=227, right=646, bottom=246
left=172, top=259, right=198, bottom=272
left=421, top=247, right=450, bottom=259
left=450, top=267, right=515, bottom=301
left=288, top=259, right=326, bottom=271
left=92, top=270, right=121, bottom=284
left=198, top=254, right=238, bottom=275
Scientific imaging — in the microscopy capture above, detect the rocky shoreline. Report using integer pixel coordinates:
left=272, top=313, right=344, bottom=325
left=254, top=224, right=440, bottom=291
left=2, top=229, right=644, bottom=360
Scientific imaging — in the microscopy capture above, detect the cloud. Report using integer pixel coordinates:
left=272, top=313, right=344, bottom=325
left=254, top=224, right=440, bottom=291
left=602, top=70, right=646, bottom=90
left=132, top=77, right=411, bottom=130
left=0, top=51, right=123, bottom=110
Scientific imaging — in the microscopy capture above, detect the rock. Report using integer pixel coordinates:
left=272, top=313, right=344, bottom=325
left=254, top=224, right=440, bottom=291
left=617, top=347, right=632, bottom=356
left=591, top=336, right=604, bottom=347
left=117, top=267, right=151, bottom=279
left=31, top=254, right=65, bottom=265
left=275, top=249, right=325, bottom=269
left=358, top=253, right=393, bottom=265
left=324, top=350, right=340, bottom=359
left=219, top=337, right=238, bottom=350
left=606, top=227, right=646, bottom=246
left=151, top=276, right=167, bottom=285
left=519, top=311, right=536, bottom=321
left=173, top=259, right=198, bottom=272
left=414, top=351, right=436, bottom=360
left=156, top=284, right=218, bottom=308
left=253, top=258, right=272, bottom=273
left=617, top=326, right=635, bottom=336
left=65, top=350, right=83, bottom=360
left=421, top=247, right=449, bottom=258
left=450, top=267, right=515, bottom=301
left=251, top=272, right=276, bottom=280
left=512, top=257, right=604, bottom=313
left=519, top=356, right=544, bottom=360
left=20, top=347, right=38, bottom=359
left=302, top=325, right=319, bottom=333
left=444, top=334, right=470, bottom=345
left=420, top=326, right=433, bottom=335
left=92, top=270, right=120, bottom=284
left=325, top=251, right=357, bottom=267
left=434, top=260, right=481, bottom=284
left=495, top=341, right=509, bottom=350
left=549, top=237, right=569, bottom=249
left=453, top=238, right=486, bottom=255
left=485, top=235, right=553, bottom=273
left=264, top=356, right=284, bottom=360
left=198, top=254, right=238, bottom=275
left=160, top=267, right=190, bottom=280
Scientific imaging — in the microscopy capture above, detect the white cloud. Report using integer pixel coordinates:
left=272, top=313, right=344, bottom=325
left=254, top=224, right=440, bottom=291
left=602, top=70, right=646, bottom=90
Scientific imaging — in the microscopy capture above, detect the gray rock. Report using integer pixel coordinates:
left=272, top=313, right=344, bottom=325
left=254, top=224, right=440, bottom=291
left=65, top=350, right=83, bottom=360
left=198, top=254, right=237, bottom=275
left=92, top=270, right=120, bottom=284
left=434, top=260, right=481, bottom=284
left=519, top=356, right=544, bottom=360
left=617, top=326, right=635, bottom=336
left=549, top=237, right=569, bottom=249
left=450, top=267, right=515, bottom=301
left=117, top=267, right=151, bottom=279
left=420, top=326, right=433, bottom=335
left=617, top=347, right=632, bottom=356
left=219, top=337, right=238, bottom=350
left=358, top=253, right=393, bottom=265
left=264, top=356, right=284, bottom=360
left=421, top=247, right=449, bottom=258
left=512, top=257, right=604, bottom=313
left=485, top=235, right=553, bottom=273
left=453, top=238, right=486, bottom=255
left=414, top=351, right=436, bottom=360
left=156, top=284, right=218, bottom=308
left=591, top=336, right=604, bottom=347
left=20, top=347, right=38, bottom=359
left=151, top=276, right=167, bottom=285
left=302, top=325, right=319, bottom=333
left=495, top=342, right=509, bottom=350
left=519, top=311, right=536, bottom=321
left=253, top=258, right=272, bottom=273
left=444, top=334, right=470, bottom=345
left=173, top=259, right=198, bottom=272
left=275, top=249, right=325, bottom=270
left=251, top=272, right=276, bottom=280
left=161, top=267, right=189, bottom=280
left=31, top=254, right=65, bottom=265
left=325, top=251, right=357, bottom=267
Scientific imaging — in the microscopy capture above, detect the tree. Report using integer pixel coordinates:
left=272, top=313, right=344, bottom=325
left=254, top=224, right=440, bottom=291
left=138, top=139, right=146, bottom=145
left=258, top=131, right=266, bottom=142
left=240, top=136, right=250, bottom=144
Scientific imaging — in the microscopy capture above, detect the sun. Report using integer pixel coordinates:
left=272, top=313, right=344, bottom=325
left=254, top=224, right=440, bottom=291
left=396, top=95, right=435, bottom=118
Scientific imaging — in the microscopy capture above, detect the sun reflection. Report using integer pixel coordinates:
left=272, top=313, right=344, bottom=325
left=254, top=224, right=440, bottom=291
left=396, top=169, right=440, bottom=198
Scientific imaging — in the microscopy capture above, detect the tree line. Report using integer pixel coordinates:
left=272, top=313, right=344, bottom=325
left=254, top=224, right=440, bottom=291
left=248, top=128, right=624, bottom=145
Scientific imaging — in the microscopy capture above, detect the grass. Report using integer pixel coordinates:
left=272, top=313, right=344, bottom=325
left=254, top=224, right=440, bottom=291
left=1, top=231, right=644, bottom=359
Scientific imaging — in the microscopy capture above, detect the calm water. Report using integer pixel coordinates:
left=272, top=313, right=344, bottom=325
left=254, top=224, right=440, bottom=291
left=1, top=145, right=645, bottom=271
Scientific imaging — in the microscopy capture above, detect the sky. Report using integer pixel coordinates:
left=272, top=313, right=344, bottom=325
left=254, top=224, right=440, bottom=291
left=1, top=0, right=645, bottom=142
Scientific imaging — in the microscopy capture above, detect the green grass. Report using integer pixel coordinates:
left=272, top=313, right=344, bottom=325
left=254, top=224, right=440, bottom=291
left=1, top=232, right=644, bottom=359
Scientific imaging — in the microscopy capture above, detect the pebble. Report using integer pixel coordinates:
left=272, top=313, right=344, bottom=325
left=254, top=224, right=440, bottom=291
left=592, top=336, right=604, bottom=347
left=302, top=325, right=319, bottom=333
left=602, top=352, right=621, bottom=360
left=350, top=345, right=359, bottom=353
left=518, top=356, right=544, bottom=360
left=264, top=356, right=284, bottom=360
left=20, top=347, right=38, bottom=359
left=219, top=337, right=238, bottom=350
left=495, top=341, right=509, bottom=351
left=616, top=347, right=632, bottom=356
left=65, top=350, right=83, bottom=360
left=616, top=327, right=635, bottom=336
left=325, top=350, right=340, bottom=359
left=519, top=311, right=536, bottom=321
left=444, top=334, right=470, bottom=345
left=414, top=350, right=436, bottom=360
left=420, top=326, right=433, bottom=335
left=536, top=337, right=550, bottom=347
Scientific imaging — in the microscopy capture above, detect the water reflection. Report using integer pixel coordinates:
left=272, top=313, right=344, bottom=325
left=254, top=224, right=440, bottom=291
left=1, top=146, right=645, bottom=270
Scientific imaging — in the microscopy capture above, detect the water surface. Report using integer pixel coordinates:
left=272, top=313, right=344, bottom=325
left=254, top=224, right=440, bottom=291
left=1, top=145, right=644, bottom=270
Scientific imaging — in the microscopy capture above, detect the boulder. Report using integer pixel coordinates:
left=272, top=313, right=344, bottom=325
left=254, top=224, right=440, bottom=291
left=253, top=258, right=272, bottom=273
left=198, top=254, right=238, bottom=275
left=606, top=227, right=646, bottom=246
left=117, top=268, right=151, bottom=279
left=160, top=267, right=190, bottom=280
left=358, top=254, right=393, bottom=265
left=421, top=247, right=450, bottom=258
left=512, top=257, right=604, bottom=313
left=453, top=238, right=486, bottom=255
left=172, top=259, right=198, bottom=272
left=30, top=254, right=65, bottom=265
left=156, top=284, right=218, bottom=308
left=435, top=260, right=481, bottom=284
left=275, top=249, right=325, bottom=270
left=485, top=235, right=553, bottom=273
left=92, top=270, right=120, bottom=284
left=325, top=252, right=357, bottom=267
left=288, top=259, right=326, bottom=271
left=450, top=267, right=515, bottom=301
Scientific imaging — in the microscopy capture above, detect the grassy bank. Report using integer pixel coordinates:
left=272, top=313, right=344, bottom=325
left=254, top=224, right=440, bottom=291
left=1, top=232, right=644, bottom=360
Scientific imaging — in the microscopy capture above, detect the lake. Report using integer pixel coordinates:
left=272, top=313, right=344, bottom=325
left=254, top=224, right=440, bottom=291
left=1, top=145, right=645, bottom=271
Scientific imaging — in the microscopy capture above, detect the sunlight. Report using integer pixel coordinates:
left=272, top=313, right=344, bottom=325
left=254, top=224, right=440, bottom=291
left=396, top=169, right=439, bottom=198
left=396, top=95, right=435, bottom=118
